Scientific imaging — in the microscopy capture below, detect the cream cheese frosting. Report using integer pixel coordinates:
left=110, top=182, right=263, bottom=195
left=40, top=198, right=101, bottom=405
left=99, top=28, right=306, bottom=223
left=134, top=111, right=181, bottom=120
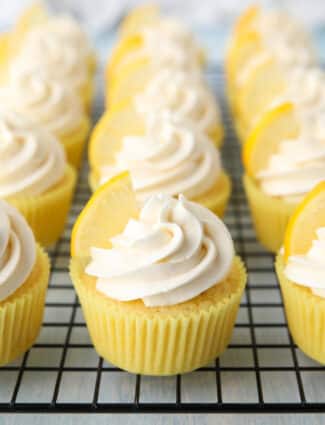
left=0, top=200, right=36, bottom=302
left=99, top=113, right=221, bottom=203
left=10, top=30, right=88, bottom=92
left=0, top=70, right=85, bottom=137
left=117, top=17, right=202, bottom=71
left=237, top=12, right=316, bottom=88
left=257, top=137, right=325, bottom=202
left=25, top=16, right=91, bottom=62
left=0, top=111, right=66, bottom=198
left=135, top=68, right=221, bottom=134
left=86, top=193, right=234, bottom=307
left=285, top=227, right=325, bottom=298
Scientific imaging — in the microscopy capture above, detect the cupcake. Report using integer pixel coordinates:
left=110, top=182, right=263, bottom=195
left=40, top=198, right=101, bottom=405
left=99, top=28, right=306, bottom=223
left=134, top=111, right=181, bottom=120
left=0, top=200, right=50, bottom=366
left=9, top=29, right=93, bottom=113
left=90, top=112, right=230, bottom=217
left=276, top=181, right=325, bottom=364
left=0, top=69, right=90, bottom=168
left=70, top=173, right=246, bottom=375
left=0, top=110, right=76, bottom=246
left=238, top=65, right=324, bottom=140
left=243, top=102, right=325, bottom=252
left=226, top=6, right=316, bottom=140
left=108, top=68, right=223, bottom=146
left=107, top=16, right=204, bottom=86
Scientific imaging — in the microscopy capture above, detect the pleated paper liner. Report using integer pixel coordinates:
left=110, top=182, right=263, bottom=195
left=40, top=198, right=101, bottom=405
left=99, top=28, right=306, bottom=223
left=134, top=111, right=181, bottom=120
left=60, top=116, right=90, bottom=169
left=89, top=170, right=232, bottom=219
left=0, top=246, right=50, bottom=366
left=243, top=174, right=297, bottom=253
left=6, top=165, right=76, bottom=247
left=276, top=254, right=325, bottom=364
left=70, top=256, right=246, bottom=376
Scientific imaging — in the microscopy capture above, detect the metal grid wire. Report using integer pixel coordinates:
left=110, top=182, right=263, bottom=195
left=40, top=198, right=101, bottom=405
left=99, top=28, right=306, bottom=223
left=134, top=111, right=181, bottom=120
left=1, top=66, right=325, bottom=414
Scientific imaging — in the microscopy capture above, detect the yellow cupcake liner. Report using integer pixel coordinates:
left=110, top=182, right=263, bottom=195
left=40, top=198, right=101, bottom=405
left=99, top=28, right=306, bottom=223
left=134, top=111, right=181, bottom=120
left=89, top=170, right=231, bottom=218
left=60, top=117, right=90, bottom=169
left=6, top=165, right=76, bottom=246
left=276, top=254, right=325, bottom=364
left=208, top=124, right=224, bottom=148
left=0, top=245, right=50, bottom=366
left=70, top=256, right=246, bottom=375
left=243, top=174, right=297, bottom=252
left=80, top=80, right=95, bottom=115
left=194, top=171, right=232, bottom=217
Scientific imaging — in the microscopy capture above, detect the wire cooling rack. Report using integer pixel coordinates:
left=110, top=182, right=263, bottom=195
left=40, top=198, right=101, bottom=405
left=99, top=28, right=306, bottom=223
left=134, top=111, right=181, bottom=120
left=0, top=65, right=325, bottom=414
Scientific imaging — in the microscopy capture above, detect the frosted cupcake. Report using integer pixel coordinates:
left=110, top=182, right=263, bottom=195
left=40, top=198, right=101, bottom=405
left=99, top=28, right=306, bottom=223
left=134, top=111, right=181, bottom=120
left=107, top=17, right=204, bottom=84
left=0, top=200, right=50, bottom=366
left=276, top=181, right=325, bottom=364
left=243, top=103, right=325, bottom=252
left=109, top=68, right=223, bottom=146
left=90, top=113, right=231, bottom=217
left=0, top=70, right=90, bottom=168
left=70, top=174, right=247, bottom=375
left=0, top=110, right=76, bottom=246
left=10, top=30, right=92, bottom=112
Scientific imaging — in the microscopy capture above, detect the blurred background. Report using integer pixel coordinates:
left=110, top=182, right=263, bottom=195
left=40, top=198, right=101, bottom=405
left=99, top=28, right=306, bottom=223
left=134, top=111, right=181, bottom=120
left=1, top=0, right=325, bottom=64
left=2, top=0, right=325, bottom=32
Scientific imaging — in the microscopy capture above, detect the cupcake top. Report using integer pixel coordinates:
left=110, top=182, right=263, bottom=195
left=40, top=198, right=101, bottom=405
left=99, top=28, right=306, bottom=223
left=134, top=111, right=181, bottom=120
left=25, top=15, right=91, bottom=62
left=135, top=68, right=221, bottom=134
left=100, top=113, right=221, bottom=203
left=0, top=110, right=66, bottom=198
left=10, top=29, right=88, bottom=92
left=237, top=12, right=315, bottom=87
left=0, top=200, right=36, bottom=302
left=119, top=17, right=202, bottom=71
left=284, top=227, right=325, bottom=298
left=256, top=135, right=325, bottom=203
left=86, top=193, right=234, bottom=307
left=0, top=70, right=85, bottom=137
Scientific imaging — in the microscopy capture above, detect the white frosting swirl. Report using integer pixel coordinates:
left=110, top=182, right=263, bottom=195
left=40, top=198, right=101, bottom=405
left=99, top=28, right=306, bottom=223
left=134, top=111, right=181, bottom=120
left=257, top=137, right=325, bottom=202
left=0, top=111, right=66, bottom=197
left=11, top=28, right=88, bottom=91
left=285, top=227, right=325, bottom=298
left=27, top=16, right=91, bottom=61
left=100, top=113, right=221, bottom=203
left=135, top=69, right=221, bottom=134
left=0, top=70, right=85, bottom=137
left=86, top=193, right=234, bottom=307
left=0, top=200, right=36, bottom=302
left=118, top=17, right=202, bottom=71
left=237, top=12, right=315, bottom=87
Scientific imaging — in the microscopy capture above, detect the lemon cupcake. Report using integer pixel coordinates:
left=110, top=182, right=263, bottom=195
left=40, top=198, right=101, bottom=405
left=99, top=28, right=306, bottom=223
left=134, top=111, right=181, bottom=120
left=0, top=110, right=76, bottom=246
left=90, top=112, right=230, bottom=217
left=107, top=16, right=204, bottom=86
left=0, top=200, right=50, bottom=366
left=70, top=173, right=246, bottom=375
left=3, top=4, right=96, bottom=111
left=243, top=102, right=325, bottom=252
left=276, top=181, right=325, bottom=364
left=0, top=69, right=90, bottom=168
left=237, top=64, right=324, bottom=140
left=108, top=67, right=223, bottom=146
left=226, top=5, right=316, bottom=141
left=9, top=29, right=92, bottom=113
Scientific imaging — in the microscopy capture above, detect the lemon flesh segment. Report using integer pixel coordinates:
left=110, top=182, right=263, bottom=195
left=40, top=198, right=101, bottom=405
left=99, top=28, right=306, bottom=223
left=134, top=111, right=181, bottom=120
left=71, top=172, right=138, bottom=258
left=89, top=100, right=145, bottom=170
left=243, top=102, right=299, bottom=177
left=284, top=181, right=325, bottom=261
